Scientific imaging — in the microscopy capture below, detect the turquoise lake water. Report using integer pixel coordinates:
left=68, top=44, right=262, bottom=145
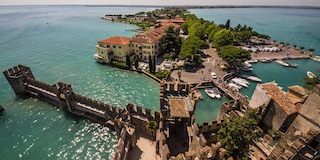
left=0, top=6, right=320, bottom=159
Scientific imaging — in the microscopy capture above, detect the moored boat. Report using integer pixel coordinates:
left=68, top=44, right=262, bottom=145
left=311, top=56, right=320, bottom=62
left=205, top=88, right=221, bottom=99
left=231, top=78, right=249, bottom=88
left=275, top=59, right=290, bottom=67
left=245, top=59, right=258, bottom=64
left=228, top=83, right=241, bottom=91
left=240, top=74, right=262, bottom=82
left=242, top=66, right=253, bottom=71
left=94, top=54, right=105, bottom=63
left=259, top=58, right=272, bottom=63
left=307, top=71, right=317, bottom=79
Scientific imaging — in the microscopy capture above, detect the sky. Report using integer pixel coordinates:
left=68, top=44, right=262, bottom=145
left=1, top=0, right=320, bottom=6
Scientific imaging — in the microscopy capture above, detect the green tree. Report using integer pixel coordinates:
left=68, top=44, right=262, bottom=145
left=179, top=35, right=208, bottom=60
left=152, top=55, right=156, bottom=73
left=225, top=19, right=230, bottom=29
left=146, top=121, right=158, bottom=137
left=218, top=109, right=262, bottom=159
left=300, top=46, right=305, bottom=50
left=155, top=70, right=170, bottom=79
left=148, top=55, right=153, bottom=73
left=213, top=29, right=235, bottom=48
left=134, top=58, right=139, bottom=69
left=160, top=26, right=182, bottom=55
left=218, top=45, right=251, bottom=66
left=181, top=23, right=188, bottom=35
left=308, top=48, right=315, bottom=52
left=126, top=55, right=131, bottom=67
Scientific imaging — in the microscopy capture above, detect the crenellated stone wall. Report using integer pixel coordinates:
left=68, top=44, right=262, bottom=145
left=198, top=120, right=223, bottom=134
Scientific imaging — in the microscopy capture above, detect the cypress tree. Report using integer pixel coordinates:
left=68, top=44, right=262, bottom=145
left=126, top=55, right=131, bottom=68
left=152, top=56, right=156, bottom=73
left=134, top=58, right=139, bottom=69
left=148, top=55, right=152, bottom=73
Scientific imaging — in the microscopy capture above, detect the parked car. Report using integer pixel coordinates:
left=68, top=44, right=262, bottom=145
left=211, top=72, right=217, bottom=79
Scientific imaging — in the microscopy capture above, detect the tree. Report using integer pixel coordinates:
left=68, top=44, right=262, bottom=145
left=218, top=45, right=251, bottom=66
left=126, top=55, right=131, bottom=68
left=148, top=55, right=153, bottom=73
left=146, top=121, right=158, bottom=138
left=225, top=19, right=230, bottom=29
left=160, top=26, right=182, bottom=55
left=300, top=46, right=305, bottom=50
left=152, top=55, right=156, bottom=73
left=134, top=58, right=139, bottom=69
left=213, top=29, right=235, bottom=49
left=181, top=23, right=188, bottom=35
left=218, top=109, right=262, bottom=159
left=179, top=35, right=208, bottom=61
left=308, top=48, right=315, bottom=52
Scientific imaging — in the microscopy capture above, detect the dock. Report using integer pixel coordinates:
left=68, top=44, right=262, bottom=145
left=213, top=79, right=245, bottom=100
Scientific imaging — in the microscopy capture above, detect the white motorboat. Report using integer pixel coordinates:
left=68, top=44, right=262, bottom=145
left=205, top=88, right=221, bottom=99
left=245, top=59, right=258, bottom=64
left=311, top=56, right=320, bottom=62
left=259, top=58, right=272, bottom=63
left=242, top=66, right=253, bottom=71
left=233, top=78, right=249, bottom=84
left=231, top=78, right=249, bottom=88
left=240, top=74, right=262, bottom=82
left=228, top=83, right=241, bottom=91
left=275, top=60, right=290, bottom=67
left=243, top=62, right=252, bottom=67
left=94, top=54, right=105, bottom=63
left=307, top=71, right=317, bottom=79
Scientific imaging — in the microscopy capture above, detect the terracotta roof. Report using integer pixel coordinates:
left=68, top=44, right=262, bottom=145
left=260, top=82, right=299, bottom=115
left=172, top=18, right=185, bottom=23
left=98, top=36, right=131, bottom=46
left=131, top=23, right=180, bottom=44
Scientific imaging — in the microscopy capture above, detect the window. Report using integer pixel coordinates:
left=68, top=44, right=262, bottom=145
left=113, top=46, right=116, bottom=48
left=143, top=45, right=146, bottom=48
left=118, top=46, right=122, bottom=49
left=107, top=45, right=110, bottom=48
left=148, top=51, right=151, bottom=54
left=144, top=51, right=146, bottom=54
left=152, top=46, right=154, bottom=48
left=136, top=44, right=138, bottom=47
left=119, top=52, right=121, bottom=55
left=147, top=46, right=150, bottom=49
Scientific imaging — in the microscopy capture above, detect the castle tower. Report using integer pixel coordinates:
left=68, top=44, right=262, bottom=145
left=3, top=64, right=35, bottom=94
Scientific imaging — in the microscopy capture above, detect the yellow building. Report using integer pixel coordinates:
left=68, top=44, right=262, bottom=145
left=94, top=23, right=180, bottom=63
left=94, top=36, right=133, bottom=63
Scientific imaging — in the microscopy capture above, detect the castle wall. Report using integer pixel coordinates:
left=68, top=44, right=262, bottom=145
left=249, top=84, right=271, bottom=113
left=262, top=101, right=288, bottom=131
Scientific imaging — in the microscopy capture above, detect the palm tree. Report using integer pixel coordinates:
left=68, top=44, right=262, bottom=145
left=146, top=121, right=158, bottom=138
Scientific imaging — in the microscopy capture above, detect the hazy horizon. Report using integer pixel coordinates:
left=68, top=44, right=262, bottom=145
left=1, top=0, right=320, bottom=7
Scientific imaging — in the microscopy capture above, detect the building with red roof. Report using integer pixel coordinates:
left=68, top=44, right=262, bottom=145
left=95, top=23, right=181, bottom=63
